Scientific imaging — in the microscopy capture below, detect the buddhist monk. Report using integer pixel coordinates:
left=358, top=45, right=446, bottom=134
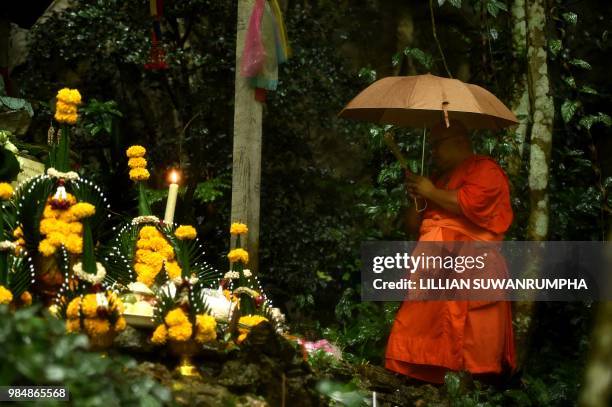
left=384, top=119, right=516, bottom=384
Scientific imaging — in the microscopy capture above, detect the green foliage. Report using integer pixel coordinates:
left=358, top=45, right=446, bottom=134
left=315, top=379, right=367, bottom=407
left=0, top=305, right=171, bottom=406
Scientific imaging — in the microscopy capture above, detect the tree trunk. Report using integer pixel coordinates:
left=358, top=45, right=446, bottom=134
left=514, top=0, right=555, bottom=370
left=230, top=0, right=263, bottom=274
left=507, top=0, right=531, bottom=178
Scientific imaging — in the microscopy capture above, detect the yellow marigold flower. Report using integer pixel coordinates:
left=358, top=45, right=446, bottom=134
left=66, top=297, right=81, bottom=319
left=174, top=225, right=197, bottom=240
left=149, top=236, right=171, bottom=252
left=165, top=261, right=181, bottom=279
left=236, top=333, right=248, bottom=344
left=81, top=294, right=99, bottom=318
left=54, top=112, right=78, bottom=125
left=58, top=211, right=76, bottom=223
left=126, top=145, right=146, bottom=158
left=70, top=202, right=96, bottom=219
left=0, top=285, right=13, bottom=304
left=195, top=314, right=217, bottom=343
left=68, top=222, right=83, bottom=234
left=114, top=317, right=127, bottom=332
left=110, top=296, right=125, bottom=315
left=160, top=245, right=175, bottom=261
left=13, top=226, right=23, bottom=239
left=168, top=322, right=193, bottom=341
left=47, top=232, right=64, bottom=246
left=64, top=234, right=83, bottom=254
left=83, top=318, right=111, bottom=336
left=0, top=183, right=13, bottom=200
left=139, top=226, right=160, bottom=240
left=128, top=157, right=147, bottom=169
left=136, top=250, right=164, bottom=271
left=136, top=271, right=156, bottom=287
left=129, top=168, right=150, bottom=182
left=151, top=324, right=168, bottom=345
left=38, top=239, right=57, bottom=257
left=42, top=205, right=60, bottom=220
left=56, top=100, right=78, bottom=114
left=165, top=308, right=189, bottom=327
left=230, top=222, right=248, bottom=235
left=65, top=319, right=81, bottom=333
left=20, top=291, right=32, bottom=306
left=56, top=88, right=82, bottom=105
left=227, top=248, right=249, bottom=264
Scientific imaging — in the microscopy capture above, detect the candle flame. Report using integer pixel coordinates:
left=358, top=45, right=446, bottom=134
left=169, top=170, right=180, bottom=184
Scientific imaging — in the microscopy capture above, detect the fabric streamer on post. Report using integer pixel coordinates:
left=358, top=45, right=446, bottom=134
left=145, top=0, right=168, bottom=71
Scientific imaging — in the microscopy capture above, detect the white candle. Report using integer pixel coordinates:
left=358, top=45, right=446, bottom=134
left=164, top=170, right=179, bottom=225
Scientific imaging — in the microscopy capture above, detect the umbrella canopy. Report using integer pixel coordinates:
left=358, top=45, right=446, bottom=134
left=339, top=73, right=518, bottom=130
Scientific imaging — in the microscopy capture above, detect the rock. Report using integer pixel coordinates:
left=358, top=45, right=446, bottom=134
left=114, top=326, right=155, bottom=353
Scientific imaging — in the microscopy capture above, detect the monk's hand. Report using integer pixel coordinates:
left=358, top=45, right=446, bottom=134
left=405, top=171, right=435, bottom=199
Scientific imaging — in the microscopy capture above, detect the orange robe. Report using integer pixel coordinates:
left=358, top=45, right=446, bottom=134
left=385, top=154, right=516, bottom=383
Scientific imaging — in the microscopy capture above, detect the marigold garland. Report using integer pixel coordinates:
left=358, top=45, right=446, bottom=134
left=54, top=88, right=82, bottom=124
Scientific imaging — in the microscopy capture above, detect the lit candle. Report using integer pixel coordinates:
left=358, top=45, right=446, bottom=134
left=164, top=170, right=180, bottom=225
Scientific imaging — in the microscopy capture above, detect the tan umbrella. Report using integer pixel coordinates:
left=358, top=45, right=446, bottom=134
left=339, top=73, right=518, bottom=130
left=339, top=73, right=518, bottom=212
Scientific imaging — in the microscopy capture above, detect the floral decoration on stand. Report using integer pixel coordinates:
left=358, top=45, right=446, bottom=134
left=12, top=88, right=111, bottom=305
left=223, top=222, right=286, bottom=344
left=0, top=183, right=34, bottom=308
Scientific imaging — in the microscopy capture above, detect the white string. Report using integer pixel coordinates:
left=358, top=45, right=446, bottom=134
left=415, top=127, right=428, bottom=212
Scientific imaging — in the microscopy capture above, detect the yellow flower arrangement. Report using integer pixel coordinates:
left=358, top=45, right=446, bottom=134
left=0, top=182, right=13, bottom=200
left=195, top=314, right=217, bottom=343
left=54, top=88, right=82, bottom=124
left=151, top=324, right=168, bottom=344
left=64, top=292, right=126, bottom=339
left=236, top=314, right=268, bottom=344
left=227, top=248, right=249, bottom=264
left=0, top=285, right=13, bottom=305
left=126, top=145, right=146, bottom=158
left=230, top=222, right=248, bottom=236
left=174, top=225, right=197, bottom=240
left=133, top=226, right=177, bottom=287
left=129, top=168, right=150, bottom=182
left=38, top=194, right=91, bottom=256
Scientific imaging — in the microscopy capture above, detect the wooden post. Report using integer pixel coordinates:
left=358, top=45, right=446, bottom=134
left=231, top=0, right=263, bottom=274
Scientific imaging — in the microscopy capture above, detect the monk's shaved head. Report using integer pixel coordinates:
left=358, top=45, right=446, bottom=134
left=429, top=119, right=473, bottom=172
left=430, top=119, right=469, bottom=142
